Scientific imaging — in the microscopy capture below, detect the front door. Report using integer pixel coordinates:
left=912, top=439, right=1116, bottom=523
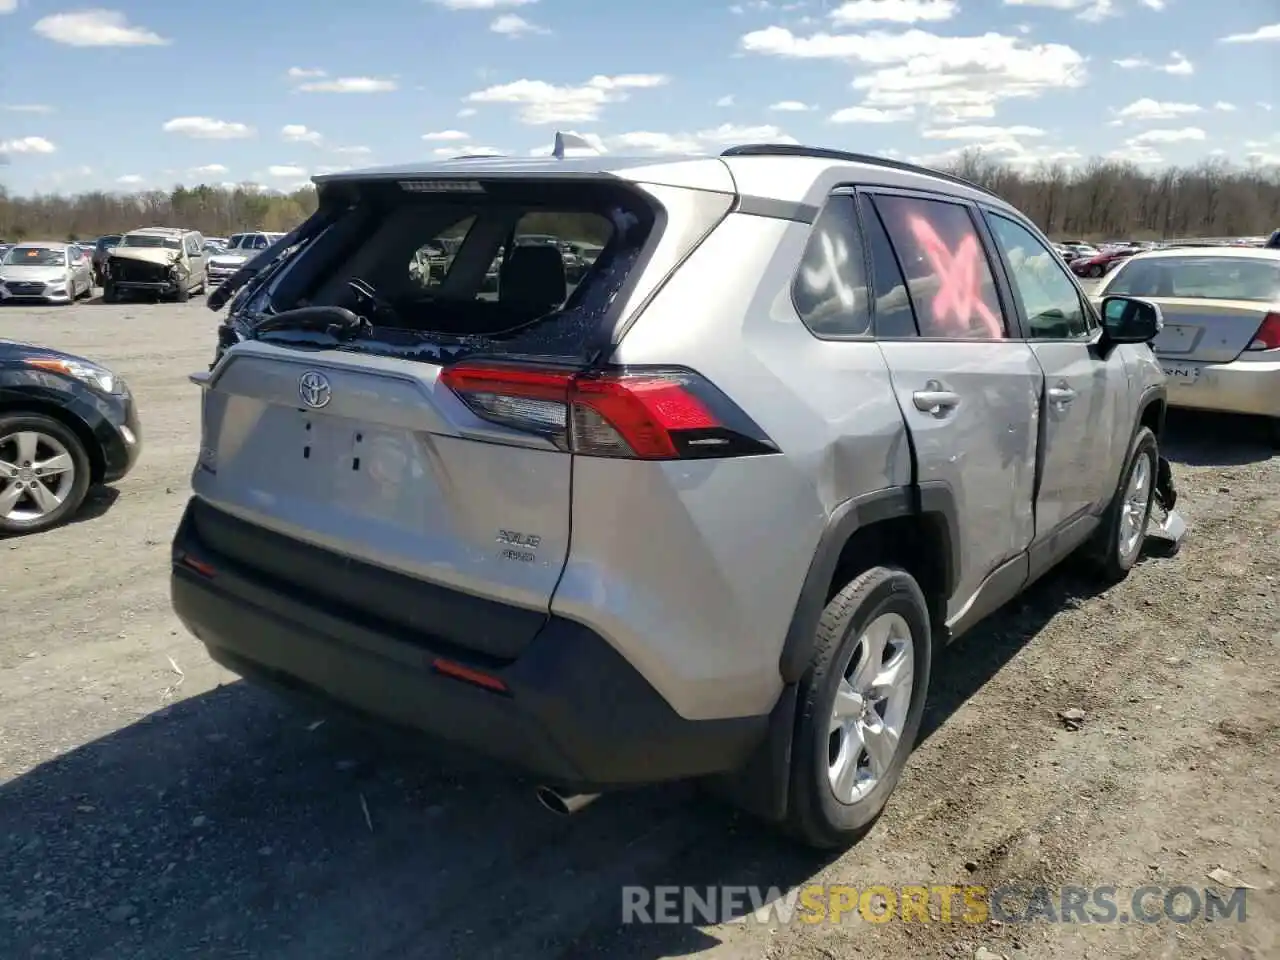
left=861, top=191, right=1043, bottom=622
left=982, top=210, right=1126, bottom=535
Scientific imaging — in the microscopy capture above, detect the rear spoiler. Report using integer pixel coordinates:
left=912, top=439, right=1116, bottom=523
left=206, top=202, right=342, bottom=312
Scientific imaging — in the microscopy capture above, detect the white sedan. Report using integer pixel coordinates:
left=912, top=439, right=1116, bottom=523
left=0, top=242, right=95, bottom=304
left=1094, top=246, right=1280, bottom=444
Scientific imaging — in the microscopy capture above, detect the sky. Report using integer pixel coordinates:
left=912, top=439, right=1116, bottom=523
left=0, top=0, right=1277, bottom=196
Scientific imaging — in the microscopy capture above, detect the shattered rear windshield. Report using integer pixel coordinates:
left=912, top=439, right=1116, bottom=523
left=247, top=179, right=657, bottom=362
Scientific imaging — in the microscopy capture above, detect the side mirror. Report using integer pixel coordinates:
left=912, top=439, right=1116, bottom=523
left=1101, top=295, right=1163, bottom=344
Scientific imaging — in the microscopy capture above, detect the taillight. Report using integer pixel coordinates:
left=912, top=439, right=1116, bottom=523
left=1246, top=312, right=1280, bottom=351
left=438, top=362, right=778, bottom=460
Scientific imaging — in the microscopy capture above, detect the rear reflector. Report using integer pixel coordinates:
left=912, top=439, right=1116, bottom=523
left=431, top=658, right=508, bottom=694
left=1247, top=312, right=1280, bottom=351
left=439, top=362, right=777, bottom=460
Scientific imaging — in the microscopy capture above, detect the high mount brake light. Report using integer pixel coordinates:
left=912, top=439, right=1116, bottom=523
left=1247, top=312, right=1280, bottom=351
left=439, top=363, right=778, bottom=460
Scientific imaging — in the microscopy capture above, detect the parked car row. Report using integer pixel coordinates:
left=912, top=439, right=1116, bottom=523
left=0, top=227, right=286, bottom=306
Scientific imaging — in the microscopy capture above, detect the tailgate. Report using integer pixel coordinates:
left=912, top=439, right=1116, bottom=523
left=192, top=342, right=571, bottom=659
left=1150, top=298, right=1271, bottom=363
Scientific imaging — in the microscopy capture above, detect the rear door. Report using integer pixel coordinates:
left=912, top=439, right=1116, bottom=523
left=193, top=187, right=648, bottom=657
left=982, top=209, right=1128, bottom=532
left=862, top=191, right=1042, bottom=623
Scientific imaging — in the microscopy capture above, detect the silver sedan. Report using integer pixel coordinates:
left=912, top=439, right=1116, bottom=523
left=0, top=242, right=95, bottom=304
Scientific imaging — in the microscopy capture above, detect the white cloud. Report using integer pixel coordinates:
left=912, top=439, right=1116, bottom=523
left=282, top=124, right=323, bottom=144
left=465, top=73, right=668, bottom=124
left=769, top=100, right=815, bottom=111
left=1140, top=0, right=1166, bottom=8
left=423, top=129, right=471, bottom=141
left=1219, top=23, right=1280, bottom=43
left=1112, top=98, right=1202, bottom=122
left=332, top=145, right=372, bottom=156
left=923, top=124, right=1047, bottom=139
left=428, top=0, right=536, bottom=7
left=163, top=117, right=255, bottom=139
left=829, top=0, right=958, bottom=25
left=0, top=0, right=16, bottom=13
left=715, top=94, right=735, bottom=107
left=189, top=164, right=228, bottom=176
left=457, top=107, right=478, bottom=117
left=296, top=77, right=397, bottom=93
left=491, top=13, right=547, bottom=35
left=267, top=165, right=308, bottom=178
left=116, top=174, right=144, bottom=184
left=1108, top=143, right=1164, bottom=165
left=4, top=104, right=55, bottom=114
left=1001, top=0, right=1116, bottom=22
left=287, top=67, right=327, bottom=79
left=1129, top=127, right=1206, bottom=144
left=696, top=123, right=797, bottom=144
left=829, top=105, right=916, bottom=123
left=1214, top=101, right=1237, bottom=112
left=1113, top=51, right=1193, bottom=74
left=0, top=136, right=56, bottom=154
left=33, top=10, right=168, bottom=46
left=740, top=27, right=1087, bottom=121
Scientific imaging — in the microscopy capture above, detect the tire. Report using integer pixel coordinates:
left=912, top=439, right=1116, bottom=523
left=1268, top=418, right=1280, bottom=449
left=172, top=283, right=190, bottom=303
left=0, top=413, right=93, bottom=536
left=783, top=565, right=933, bottom=850
left=1089, top=264, right=1104, bottom=278
left=102, top=281, right=119, bottom=304
left=1086, top=426, right=1158, bottom=582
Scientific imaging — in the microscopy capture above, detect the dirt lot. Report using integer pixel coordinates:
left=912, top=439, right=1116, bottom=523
left=0, top=296, right=1276, bottom=960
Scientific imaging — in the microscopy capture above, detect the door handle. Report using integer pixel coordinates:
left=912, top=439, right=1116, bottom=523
left=912, top=387, right=961, bottom=415
left=1048, top=384, right=1077, bottom=405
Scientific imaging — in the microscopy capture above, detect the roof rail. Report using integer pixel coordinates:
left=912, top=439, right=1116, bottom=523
left=720, top=143, right=1001, bottom=200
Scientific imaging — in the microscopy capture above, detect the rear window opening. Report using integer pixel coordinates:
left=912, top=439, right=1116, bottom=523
left=243, top=179, right=659, bottom=363
left=1108, top=256, right=1280, bottom=303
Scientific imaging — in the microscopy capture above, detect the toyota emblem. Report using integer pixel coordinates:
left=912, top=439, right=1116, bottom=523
left=298, top=370, right=332, bottom=408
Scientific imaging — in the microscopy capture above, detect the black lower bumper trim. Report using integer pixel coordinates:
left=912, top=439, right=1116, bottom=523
left=171, top=499, right=768, bottom=788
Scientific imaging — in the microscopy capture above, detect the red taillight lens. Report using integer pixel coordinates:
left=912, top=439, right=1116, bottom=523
left=439, top=362, right=777, bottom=460
left=1247, top=312, right=1280, bottom=351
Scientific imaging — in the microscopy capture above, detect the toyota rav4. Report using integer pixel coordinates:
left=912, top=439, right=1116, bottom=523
left=171, top=141, right=1180, bottom=849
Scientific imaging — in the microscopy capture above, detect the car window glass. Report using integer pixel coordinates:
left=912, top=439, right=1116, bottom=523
left=1107, top=256, right=1280, bottom=304
left=857, top=194, right=918, bottom=338
left=871, top=194, right=1006, bottom=339
left=791, top=194, right=871, bottom=337
left=985, top=212, right=1091, bottom=339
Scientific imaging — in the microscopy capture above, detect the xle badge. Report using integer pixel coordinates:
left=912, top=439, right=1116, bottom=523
left=497, top=529, right=540, bottom=563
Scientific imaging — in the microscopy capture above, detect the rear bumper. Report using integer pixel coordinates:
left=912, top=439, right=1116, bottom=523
left=170, top=498, right=768, bottom=789
left=1162, top=356, right=1280, bottom=418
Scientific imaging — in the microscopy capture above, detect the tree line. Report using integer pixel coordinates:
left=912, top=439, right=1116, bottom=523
left=1, top=155, right=1277, bottom=243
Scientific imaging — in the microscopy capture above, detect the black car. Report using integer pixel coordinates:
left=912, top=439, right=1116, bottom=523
left=91, top=235, right=122, bottom=285
left=0, top=339, right=141, bottom=534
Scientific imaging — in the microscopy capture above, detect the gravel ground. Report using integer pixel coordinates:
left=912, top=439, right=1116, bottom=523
left=0, top=295, right=1276, bottom=960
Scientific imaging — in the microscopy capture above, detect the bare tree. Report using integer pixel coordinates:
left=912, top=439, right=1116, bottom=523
left=1, top=157, right=1278, bottom=242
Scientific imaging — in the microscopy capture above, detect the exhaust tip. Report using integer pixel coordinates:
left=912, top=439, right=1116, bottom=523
left=535, top=786, right=600, bottom=816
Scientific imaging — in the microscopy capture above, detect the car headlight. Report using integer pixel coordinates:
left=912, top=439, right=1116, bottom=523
left=25, top=357, right=125, bottom=395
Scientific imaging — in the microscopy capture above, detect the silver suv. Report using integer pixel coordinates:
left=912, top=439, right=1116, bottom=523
left=172, top=142, right=1179, bottom=849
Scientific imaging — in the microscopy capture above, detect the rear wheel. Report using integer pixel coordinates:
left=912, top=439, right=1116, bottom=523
left=172, top=283, right=190, bottom=303
left=783, top=565, right=932, bottom=849
left=102, top=281, right=119, bottom=304
left=0, top=414, right=93, bottom=535
left=1089, top=264, right=1104, bottom=278
left=1268, top=418, right=1280, bottom=449
left=1086, top=426, right=1158, bottom=582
